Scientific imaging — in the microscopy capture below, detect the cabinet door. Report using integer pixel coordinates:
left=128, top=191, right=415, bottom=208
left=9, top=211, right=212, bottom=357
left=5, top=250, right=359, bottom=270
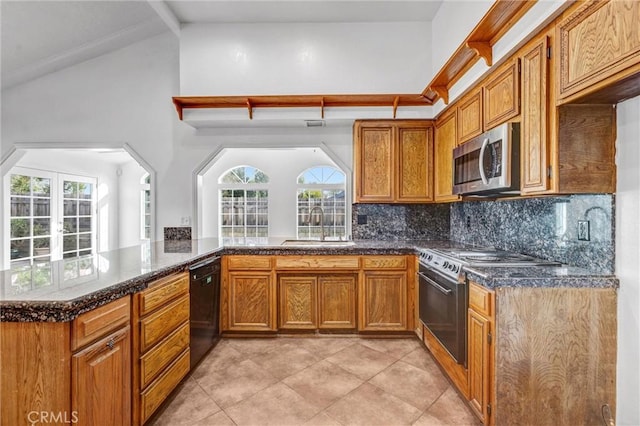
left=359, top=271, right=407, bottom=331
left=434, top=109, right=459, bottom=202
left=318, top=275, right=357, bottom=330
left=521, top=35, right=550, bottom=194
left=72, top=326, right=131, bottom=426
left=483, top=59, right=520, bottom=130
left=457, top=88, right=483, bottom=144
left=278, top=275, right=317, bottom=329
left=354, top=122, right=395, bottom=202
left=397, top=125, right=434, bottom=202
left=227, top=271, right=275, bottom=331
left=468, top=309, right=491, bottom=424
left=557, top=0, right=640, bottom=101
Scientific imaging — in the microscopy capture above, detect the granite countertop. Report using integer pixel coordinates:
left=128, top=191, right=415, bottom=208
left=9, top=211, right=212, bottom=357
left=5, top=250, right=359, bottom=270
left=0, top=238, right=618, bottom=322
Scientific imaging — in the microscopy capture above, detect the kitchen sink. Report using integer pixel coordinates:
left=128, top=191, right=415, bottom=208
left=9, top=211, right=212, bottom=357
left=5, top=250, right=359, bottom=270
left=280, top=239, right=356, bottom=246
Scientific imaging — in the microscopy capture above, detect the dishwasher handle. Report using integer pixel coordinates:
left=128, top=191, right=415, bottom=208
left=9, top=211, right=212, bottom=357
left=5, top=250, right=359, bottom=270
left=189, top=256, right=221, bottom=271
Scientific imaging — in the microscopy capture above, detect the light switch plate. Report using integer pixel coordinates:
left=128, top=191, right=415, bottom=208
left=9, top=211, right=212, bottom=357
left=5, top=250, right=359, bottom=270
left=577, top=220, right=590, bottom=241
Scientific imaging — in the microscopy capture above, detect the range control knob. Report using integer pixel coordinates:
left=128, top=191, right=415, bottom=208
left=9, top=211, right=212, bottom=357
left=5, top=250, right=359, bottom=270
left=442, top=261, right=449, bottom=269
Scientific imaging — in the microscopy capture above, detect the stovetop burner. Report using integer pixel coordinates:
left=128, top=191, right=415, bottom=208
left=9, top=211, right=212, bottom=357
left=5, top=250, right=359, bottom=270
left=418, top=247, right=560, bottom=279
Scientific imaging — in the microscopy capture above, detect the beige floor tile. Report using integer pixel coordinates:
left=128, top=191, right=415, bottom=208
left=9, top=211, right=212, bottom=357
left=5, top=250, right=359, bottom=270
left=191, top=341, right=247, bottom=381
left=325, top=343, right=397, bottom=380
left=295, top=336, right=358, bottom=358
left=252, top=343, right=321, bottom=380
left=195, top=358, right=278, bottom=408
left=325, top=382, right=422, bottom=426
left=369, top=360, right=450, bottom=411
left=400, top=347, right=440, bottom=372
left=283, top=360, right=364, bottom=409
left=225, top=382, right=322, bottom=426
left=190, top=410, right=237, bottom=426
left=358, top=337, right=423, bottom=360
left=148, top=377, right=221, bottom=426
left=226, top=337, right=284, bottom=357
left=414, top=387, right=481, bottom=426
left=302, top=411, right=344, bottom=426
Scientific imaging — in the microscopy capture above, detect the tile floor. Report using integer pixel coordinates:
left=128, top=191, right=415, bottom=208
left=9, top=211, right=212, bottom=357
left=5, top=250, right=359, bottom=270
left=149, top=336, right=481, bottom=426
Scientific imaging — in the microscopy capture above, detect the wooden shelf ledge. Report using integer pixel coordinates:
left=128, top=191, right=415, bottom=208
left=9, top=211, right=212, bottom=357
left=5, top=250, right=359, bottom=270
left=422, top=0, right=536, bottom=104
left=172, top=94, right=432, bottom=120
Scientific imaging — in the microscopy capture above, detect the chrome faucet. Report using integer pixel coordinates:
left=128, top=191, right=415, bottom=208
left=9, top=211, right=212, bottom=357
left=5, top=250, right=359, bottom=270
left=309, top=206, right=325, bottom=241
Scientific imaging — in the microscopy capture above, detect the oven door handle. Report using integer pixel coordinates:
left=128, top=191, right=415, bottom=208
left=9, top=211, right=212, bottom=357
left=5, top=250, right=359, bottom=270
left=417, top=272, right=453, bottom=295
left=479, top=137, right=490, bottom=184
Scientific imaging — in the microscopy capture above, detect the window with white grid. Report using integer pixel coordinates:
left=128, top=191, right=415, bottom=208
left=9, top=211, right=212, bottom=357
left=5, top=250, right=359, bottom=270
left=297, top=166, right=346, bottom=240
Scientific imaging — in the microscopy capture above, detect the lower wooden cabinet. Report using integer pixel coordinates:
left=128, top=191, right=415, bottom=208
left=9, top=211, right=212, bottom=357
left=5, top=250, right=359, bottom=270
left=359, top=270, right=407, bottom=331
left=0, top=296, right=132, bottom=426
left=226, top=271, right=276, bottom=331
left=133, top=272, right=190, bottom=425
left=467, top=282, right=494, bottom=424
left=278, top=274, right=357, bottom=331
left=72, top=325, right=131, bottom=426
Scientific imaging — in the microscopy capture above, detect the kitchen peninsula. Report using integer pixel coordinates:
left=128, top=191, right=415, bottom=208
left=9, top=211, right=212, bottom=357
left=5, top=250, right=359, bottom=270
left=1, top=238, right=617, bottom=425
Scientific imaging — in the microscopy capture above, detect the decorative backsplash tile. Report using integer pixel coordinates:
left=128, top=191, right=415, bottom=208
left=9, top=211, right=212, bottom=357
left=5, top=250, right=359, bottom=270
left=164, top=226, right=192, bottom=241
left=352, top=203, right=450, bottom=240
left=449, top=194, right=615, bottom=273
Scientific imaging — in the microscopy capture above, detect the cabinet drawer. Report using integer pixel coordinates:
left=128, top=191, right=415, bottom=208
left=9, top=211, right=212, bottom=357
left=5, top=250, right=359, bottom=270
left=227, top=255, right=272, bottom=270
left=362, top=256, right=407, bottom=270
left=468, top=282, right=493, bottom=317
left=140, top=348, right=190, bottom=424
left=275, top=256, right=359, bottom=270
left=139, top=273, right=189, bottom=316
left=140, top=294, right=189, bottom=353
left=72, top=296, right=130, bottom=351
left=140, top=321, right=189, bottom=389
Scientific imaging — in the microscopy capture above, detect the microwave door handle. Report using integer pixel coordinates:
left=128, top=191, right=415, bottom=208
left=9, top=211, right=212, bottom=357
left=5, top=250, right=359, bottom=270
left=479, top=137, right=490, bottom=184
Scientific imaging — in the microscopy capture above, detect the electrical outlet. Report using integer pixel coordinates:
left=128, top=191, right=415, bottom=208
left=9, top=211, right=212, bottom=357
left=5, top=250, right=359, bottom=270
left=181, top=216, right=191, bottom=226
left=577, top=220, right=590, bottom=241
left=357, top=215, right=367, bottom=225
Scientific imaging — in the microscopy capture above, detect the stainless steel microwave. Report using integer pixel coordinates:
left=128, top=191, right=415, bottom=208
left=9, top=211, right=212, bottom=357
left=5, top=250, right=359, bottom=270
left=452, top=122, right=520, bottom=196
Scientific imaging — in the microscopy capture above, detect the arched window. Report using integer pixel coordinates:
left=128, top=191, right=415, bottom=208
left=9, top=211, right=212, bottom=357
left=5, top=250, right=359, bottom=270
left=219, top=166, right=269, bottom=242
left=297, top=166, right=346, bottom=240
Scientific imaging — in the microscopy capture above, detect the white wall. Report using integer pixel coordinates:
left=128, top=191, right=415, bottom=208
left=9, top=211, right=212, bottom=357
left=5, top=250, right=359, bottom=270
left=201, top=147, right=344, bottom=238
left=615, top=96, right=640, bottom=426
left=1, top=31, right=183, bottom=240
left=180, top=22, right=431, bottom=95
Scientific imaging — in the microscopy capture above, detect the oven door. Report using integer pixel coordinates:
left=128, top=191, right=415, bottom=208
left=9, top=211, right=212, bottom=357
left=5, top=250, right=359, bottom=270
left=418, top=264, right=467, bottom=366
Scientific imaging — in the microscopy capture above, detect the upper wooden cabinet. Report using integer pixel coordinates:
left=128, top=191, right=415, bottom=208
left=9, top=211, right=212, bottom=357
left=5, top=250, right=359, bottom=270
left=557, top=0, right=640, bottom=103
left=457, top=88, right=483, bottom=144
left=520, top=33, right=551, bottom=194
left=457, top=60, right=521, bottom=145
left=434, top=108, right=460, bottom=202
left=354, top=120, right=434, bottom=203
left=483, top=59, right=520, bottom=130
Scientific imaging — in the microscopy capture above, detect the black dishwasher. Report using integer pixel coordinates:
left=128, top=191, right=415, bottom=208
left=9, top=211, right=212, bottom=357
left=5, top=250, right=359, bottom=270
left=189, top=256, right=221, bottom=368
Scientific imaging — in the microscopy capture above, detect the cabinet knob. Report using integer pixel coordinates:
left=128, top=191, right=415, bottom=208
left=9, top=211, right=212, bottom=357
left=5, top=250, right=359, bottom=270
left=106, top=338, right=115, bottom=350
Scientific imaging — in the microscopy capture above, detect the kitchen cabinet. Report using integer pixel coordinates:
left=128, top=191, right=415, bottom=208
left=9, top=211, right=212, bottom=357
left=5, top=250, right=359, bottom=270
left=0, top=296, right=131, bottom=426
left=222, top=256, right=276, bottom=332
left=278, top=274, right=357, bottom=330
left=457, top=88, right=483, bottom=144
left=359, top=256, right=412, bottom=332
left=457, top=60, right=520, bottom=146
left=520, top=32, right=550, bottom=193
left=354, top=120, right=434, bottom=203
left=557, top=0, right=640, bottom=104
left=462, top=281, right=617, bottom=425
left=467, top=282, right=494, bottom=424
left=483, top=59, right=520, bottom=130
left=434, top=108, right=460, bottom=202
left=133, top=272, right=190, bottom=425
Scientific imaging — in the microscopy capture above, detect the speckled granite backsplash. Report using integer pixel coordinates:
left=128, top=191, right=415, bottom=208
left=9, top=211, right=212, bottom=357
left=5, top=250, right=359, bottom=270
left=450, top=195, right=615, bottom=273
left=352, top=203, right=450, bottom=240
left=164, top=227, right=192, bottom=240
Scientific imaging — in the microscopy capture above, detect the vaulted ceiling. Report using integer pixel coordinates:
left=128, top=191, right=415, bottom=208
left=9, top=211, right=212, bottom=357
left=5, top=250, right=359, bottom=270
left=1, top=0, right=443, bottom=89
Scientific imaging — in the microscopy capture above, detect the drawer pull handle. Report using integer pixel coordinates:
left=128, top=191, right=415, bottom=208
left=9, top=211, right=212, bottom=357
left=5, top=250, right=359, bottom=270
left=106, top=338, right=115, bottom=350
